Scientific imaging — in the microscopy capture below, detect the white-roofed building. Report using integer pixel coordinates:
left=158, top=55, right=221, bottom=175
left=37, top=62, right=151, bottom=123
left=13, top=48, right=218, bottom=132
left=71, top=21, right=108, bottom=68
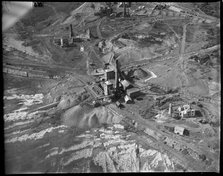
left=174, top=126, right=185, bottom=135
left=121, top=79, right=130, bottom=90
left=124, top=95, right=132, bottom=103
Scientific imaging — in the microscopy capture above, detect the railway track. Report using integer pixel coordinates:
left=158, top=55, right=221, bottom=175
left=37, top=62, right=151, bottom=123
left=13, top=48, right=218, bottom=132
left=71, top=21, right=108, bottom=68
left=124, top=117, right=205, bottom=171
left=167, top=3, right=219, bottom=22
left=109, top=102, right=211, bottom=171
left=120, top=43, right=219, bottom=73
left=3, top=60, right=81, bottom=73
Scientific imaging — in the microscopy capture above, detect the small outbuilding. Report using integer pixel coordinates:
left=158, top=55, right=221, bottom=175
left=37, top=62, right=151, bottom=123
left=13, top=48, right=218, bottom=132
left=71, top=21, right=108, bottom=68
left=174, top=126, right=185, bottom=136
left=127, top=88, right=140, bottom=98
left=121, top=79, right=130, bottom=90
left=124, top=95, right=132, bottom=103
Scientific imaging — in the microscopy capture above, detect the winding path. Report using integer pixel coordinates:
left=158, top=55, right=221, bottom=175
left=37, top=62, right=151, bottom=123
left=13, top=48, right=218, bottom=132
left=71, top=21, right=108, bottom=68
left=96, top=17, right=106, bottom=39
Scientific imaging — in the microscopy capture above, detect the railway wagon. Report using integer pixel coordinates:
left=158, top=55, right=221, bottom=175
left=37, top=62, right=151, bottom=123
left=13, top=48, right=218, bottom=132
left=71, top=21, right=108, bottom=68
left=6, top=68, right=28, bottom=77
left=27, top=72, right=49, bottom=79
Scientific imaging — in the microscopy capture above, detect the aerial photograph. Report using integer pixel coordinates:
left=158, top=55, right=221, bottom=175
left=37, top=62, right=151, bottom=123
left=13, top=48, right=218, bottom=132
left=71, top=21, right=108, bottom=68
left=3, top=1, right=221, bottom=173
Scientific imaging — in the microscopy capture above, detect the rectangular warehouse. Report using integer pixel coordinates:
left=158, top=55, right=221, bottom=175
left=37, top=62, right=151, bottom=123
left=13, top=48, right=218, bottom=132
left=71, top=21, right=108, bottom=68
left=126, top=88, right=141, bottom=98
left=105, top=69, right=115, bottom=80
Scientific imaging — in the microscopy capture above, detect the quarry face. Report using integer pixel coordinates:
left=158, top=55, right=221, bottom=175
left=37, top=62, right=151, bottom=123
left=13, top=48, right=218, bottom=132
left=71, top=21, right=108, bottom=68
left=3, top=2, right=220, bottom=173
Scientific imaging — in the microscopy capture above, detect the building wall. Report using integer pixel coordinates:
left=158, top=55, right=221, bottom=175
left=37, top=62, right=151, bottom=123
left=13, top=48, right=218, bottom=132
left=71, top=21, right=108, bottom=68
left=127, top=89, right=141, bottom=98
left=105, top=70, right=115, bottom=80
left=104, top=84, right=108, bottom=96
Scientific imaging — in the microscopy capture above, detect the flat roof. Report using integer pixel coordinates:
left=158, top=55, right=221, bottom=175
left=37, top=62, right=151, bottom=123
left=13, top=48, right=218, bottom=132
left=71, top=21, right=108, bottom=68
left=105, top=80, right=113, bottom=85
left=127, top=87, right=140, bottom=94
left=105, top=67, right=115, bottom=72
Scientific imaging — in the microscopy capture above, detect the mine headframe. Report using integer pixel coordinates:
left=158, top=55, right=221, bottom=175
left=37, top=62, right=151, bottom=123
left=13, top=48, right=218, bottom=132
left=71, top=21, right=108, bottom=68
left=154, top=3, right=168, bottom=10
left=115, top=58, right=119, bottom=92
left=114, top=58, right=126, bottom=97
left=123, top=2, right=131, bottom=17
left=94, top=6, right=113, bottom=17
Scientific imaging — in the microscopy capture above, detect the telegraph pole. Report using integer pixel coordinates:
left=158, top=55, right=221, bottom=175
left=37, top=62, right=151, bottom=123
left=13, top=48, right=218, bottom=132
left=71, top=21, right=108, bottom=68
left=136, top=142, right=140, bottom=172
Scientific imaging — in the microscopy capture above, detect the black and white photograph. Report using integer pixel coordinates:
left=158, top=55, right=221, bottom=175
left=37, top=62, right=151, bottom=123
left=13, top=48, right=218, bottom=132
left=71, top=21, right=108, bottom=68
left=2, top=1, right=221, bottom=173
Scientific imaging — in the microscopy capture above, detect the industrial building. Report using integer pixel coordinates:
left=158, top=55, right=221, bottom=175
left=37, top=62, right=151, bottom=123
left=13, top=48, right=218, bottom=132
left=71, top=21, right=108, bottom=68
left=174, top=126, right=185, bottom=135
left=127, top=88, right=141, bottom=99
left=120, top=79, right=130, bottom=90
left=124, top=95, right=132, bottom=103
left=102, top=80, right=113, bottom=96
left=105, top=68, right=116, bottom=80
left=88, top=55, right=145, bottom=106
left=177, top=104, right=196, bottom=119
left=174, top=126, right=190, bottom=136
left=53, top=25, right=91, bottom=48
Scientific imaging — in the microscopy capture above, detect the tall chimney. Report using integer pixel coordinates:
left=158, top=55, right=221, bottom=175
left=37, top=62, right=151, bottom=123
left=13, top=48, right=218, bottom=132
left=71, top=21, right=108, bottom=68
left=60, top=38, right=63, bottom=47
left=168, top=103, right=172, bottom=116
left=70, top=24, right=74, bottom=38
left=115, top=59, right=119, bottom=92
